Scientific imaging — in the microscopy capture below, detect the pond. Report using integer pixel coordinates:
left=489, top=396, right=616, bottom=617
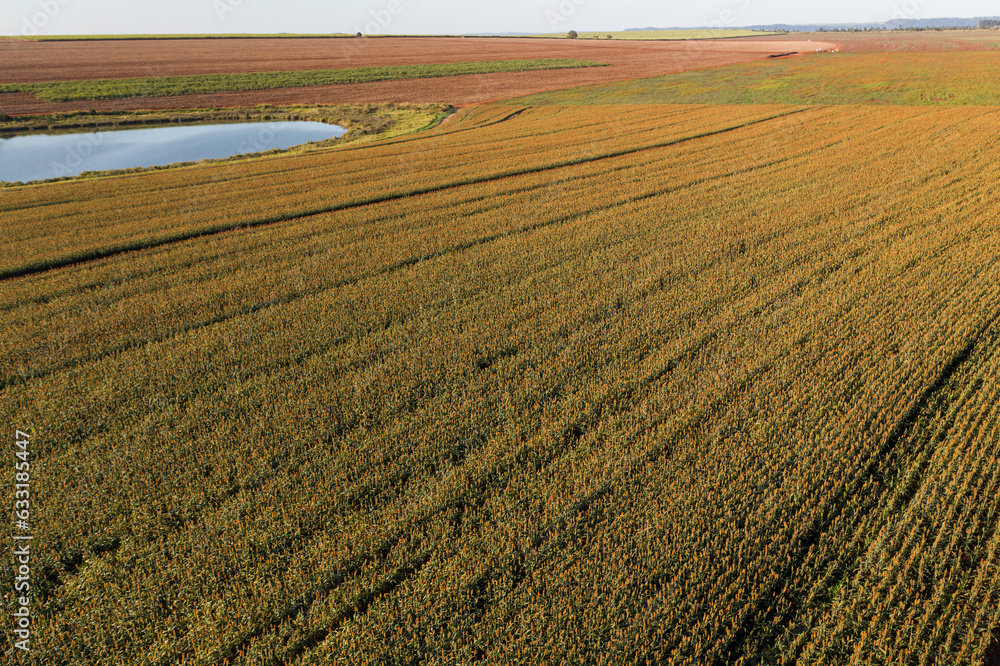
left=0, top=121, right=347, bottom=184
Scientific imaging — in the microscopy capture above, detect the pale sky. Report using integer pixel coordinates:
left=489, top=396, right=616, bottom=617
left=4, top=0, right=998, bottom=37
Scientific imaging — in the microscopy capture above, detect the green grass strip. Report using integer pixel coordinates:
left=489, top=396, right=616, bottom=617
left=0, top=59, right=606, bottom=102
left=509, top=52, right=1000, bottom=106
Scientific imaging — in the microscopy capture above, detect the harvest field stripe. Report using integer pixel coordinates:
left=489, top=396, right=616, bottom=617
left=3, top=107, right=832, bottom=374
left=0, top=59, right=606, bottom=101
left=0, top=107, right=807, bottom=281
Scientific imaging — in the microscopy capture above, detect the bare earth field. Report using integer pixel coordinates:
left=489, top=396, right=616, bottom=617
left=0, top=36, right=834, bottom=113
left=739, top=29, right=1000, bottom=52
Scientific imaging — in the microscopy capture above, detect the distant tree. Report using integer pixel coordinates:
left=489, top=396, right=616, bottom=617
left=356, top=32, right=362, bottom=37
left=606, top=34, right=613, bottom=39
left=567, top=30, right=578, bottom=39
left=978, top=19, right=1000, bottom=29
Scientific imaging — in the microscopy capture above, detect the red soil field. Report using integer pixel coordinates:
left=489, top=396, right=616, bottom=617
left=736, top=29, right=1000, bottom=52
left=0, top=36, right=833, bottom=114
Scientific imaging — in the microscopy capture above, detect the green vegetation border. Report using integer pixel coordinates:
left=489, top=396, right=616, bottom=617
left=0, top=59, right=605, bottom=102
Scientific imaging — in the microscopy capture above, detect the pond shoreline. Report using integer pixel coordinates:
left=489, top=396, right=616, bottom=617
left=0, top=103, right=450, bottom=187
left=1, top=120, right=347, bottom=184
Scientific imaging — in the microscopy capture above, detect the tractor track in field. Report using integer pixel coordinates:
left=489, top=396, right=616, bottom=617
left=0, top=110, right=813, bottom=393
left=0, top=108, right=807, bottom=284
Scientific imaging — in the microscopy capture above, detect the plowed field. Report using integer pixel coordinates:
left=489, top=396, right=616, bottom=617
left=0, top=36, right=834, bottom=113
left=735, top=29, right=1000, bottom=52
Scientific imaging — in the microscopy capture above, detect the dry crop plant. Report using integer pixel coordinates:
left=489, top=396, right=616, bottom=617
left=0, top=102, right=999, bottom=665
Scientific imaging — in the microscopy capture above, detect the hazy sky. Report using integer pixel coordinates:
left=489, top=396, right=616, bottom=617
left=4, top=0, right=998, bottom=37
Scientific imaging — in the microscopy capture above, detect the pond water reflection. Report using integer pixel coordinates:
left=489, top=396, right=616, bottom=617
left=0, top=121, right=347, bottom=184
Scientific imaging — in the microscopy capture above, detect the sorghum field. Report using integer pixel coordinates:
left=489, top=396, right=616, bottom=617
left=2, top=36, right=1000, bottom=666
